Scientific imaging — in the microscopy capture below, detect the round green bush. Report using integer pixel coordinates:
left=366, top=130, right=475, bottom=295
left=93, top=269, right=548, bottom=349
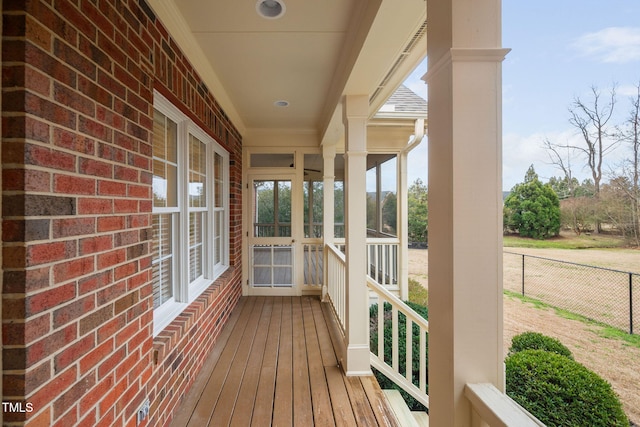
left=369, top=301, right=428, bottom=411
left=509, top=331, right=573, bottom=359
left=506, top=350, right=629, bottom=426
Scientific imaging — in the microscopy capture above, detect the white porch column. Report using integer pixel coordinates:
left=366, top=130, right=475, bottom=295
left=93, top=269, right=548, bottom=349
left=398, top=151, right=409, bottom=300
left=343, top=95, right=371, bottom=375
left=426, top=0, right=509, bottom=425
left=322, top=144, right=336, bottom=301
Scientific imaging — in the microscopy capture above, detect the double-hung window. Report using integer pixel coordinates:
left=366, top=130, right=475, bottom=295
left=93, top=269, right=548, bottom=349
left=152, top=91, right=229, bottom=335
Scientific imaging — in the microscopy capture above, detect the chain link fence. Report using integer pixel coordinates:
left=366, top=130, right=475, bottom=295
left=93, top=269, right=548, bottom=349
left=504, top=252, right=640, bottom=335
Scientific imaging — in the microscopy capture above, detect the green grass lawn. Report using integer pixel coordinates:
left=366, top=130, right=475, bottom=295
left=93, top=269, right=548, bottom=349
left=504, top=290, right=640, bottom=350
left=503, top=231, right=627, bottom=249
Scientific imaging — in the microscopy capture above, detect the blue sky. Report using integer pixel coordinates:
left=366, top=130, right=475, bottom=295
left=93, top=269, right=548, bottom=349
left=405, top=0, right=640, bottom=190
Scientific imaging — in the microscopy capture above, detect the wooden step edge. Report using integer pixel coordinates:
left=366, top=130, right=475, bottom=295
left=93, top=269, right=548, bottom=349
left=382, top=390, right=421, bottom=427
left=411, top=410, right=429, bottom=426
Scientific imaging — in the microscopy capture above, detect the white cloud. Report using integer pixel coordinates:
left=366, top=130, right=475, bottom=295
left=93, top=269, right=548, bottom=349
left=572, top=27, right=640, bottom=63
left=406, top=128, right=633, bottom=192
left=407, top=136, right=428, bottom=185
left=503, top=129, right=594, bottom=190
left=617, top=83, right=640, bottom=97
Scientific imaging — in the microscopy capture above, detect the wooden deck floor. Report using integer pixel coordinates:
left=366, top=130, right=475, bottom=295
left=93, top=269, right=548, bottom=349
left=169, top=296, right=400, bottom=427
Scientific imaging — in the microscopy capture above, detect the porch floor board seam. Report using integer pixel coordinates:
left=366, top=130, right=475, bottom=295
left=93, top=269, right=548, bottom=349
left=302, top=297, right=335, bottom=426
left=229, top=298, right=274, bottom=426
left=169, top=296, right=401, bottom=427
left=211, top=297, right=268, bottom=425
left=186, top=297, right=259, bottom=427
left=250, top=296, right=283, bottom=426
left=168, top=297, right=248, bottom=427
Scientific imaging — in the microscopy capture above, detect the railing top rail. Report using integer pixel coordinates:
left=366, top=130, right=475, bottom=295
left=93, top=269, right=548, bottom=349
left=301, top=238, right=323, bottom=244
left=364, top=237, right=401, bottom=244
left=366, top=229, right=398, bottom=239
left=330, top=238, right=401, bottom=245
left=465, top=383, right=545, bottom=427
left=326, top=242, right=346, bottom=263
left=504, top=251, right=640, bottom=276
left=366, top=275, right=429, bottom=330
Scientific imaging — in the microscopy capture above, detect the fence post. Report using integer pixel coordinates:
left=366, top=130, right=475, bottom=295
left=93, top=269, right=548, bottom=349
left=521, top=254, right=525, bottom=296
left=630, top=273, right=634, bottom=335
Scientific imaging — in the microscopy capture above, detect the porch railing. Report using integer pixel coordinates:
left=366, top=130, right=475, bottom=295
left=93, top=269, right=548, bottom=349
left=254, top=223, right=292, bottom=237
left=334, top=238, right=399, bottom=288
left=324, top=242, right=547, bottom=426
left=367, top=276, right=429, bottom=409
left=465, top=383, right=545, bottom=426
left=303, top=243, right=323, bottom=287
left=367, top=238, right=399, bottom=287
left=325, top=243, right=346, bottom=332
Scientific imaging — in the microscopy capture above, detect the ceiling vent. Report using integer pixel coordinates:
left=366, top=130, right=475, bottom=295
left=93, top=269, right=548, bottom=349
left=370, top=21, right=427, bottom=104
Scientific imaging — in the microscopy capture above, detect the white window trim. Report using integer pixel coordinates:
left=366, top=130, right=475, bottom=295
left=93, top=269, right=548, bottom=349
left=152, top=91, right=230, bottom=336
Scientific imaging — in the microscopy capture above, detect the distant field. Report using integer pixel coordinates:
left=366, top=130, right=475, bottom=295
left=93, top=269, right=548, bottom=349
left=503, top=231, right=628, bottom=250
left=408, top=247, right=640, bottom=424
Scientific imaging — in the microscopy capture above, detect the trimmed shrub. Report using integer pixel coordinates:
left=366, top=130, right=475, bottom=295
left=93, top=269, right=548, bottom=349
left=506, top=350, right=629, bottom=426
left=369, top=301, right=428, bottom=411
left=509, top=331, right=574, bottom=359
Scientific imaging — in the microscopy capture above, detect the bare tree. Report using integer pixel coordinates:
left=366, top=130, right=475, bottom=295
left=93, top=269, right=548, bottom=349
left=543, top=138, right=577, bottom=198
left=567, top=86, right=619, bottom=232
left=543, top=139, right=586, bottom=234
left=618, top=83, right=640, bottom=245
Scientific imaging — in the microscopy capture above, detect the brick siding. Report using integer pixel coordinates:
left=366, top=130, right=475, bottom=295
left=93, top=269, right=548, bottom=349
left=2, top=0, right=243, bottom=425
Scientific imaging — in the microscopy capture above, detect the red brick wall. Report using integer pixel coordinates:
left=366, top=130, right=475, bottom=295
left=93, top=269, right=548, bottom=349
left=2, top=1, right=243, bottom=425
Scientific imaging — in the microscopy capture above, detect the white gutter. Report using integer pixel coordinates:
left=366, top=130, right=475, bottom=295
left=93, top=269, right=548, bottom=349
left=403, top=118, right=425, bottom=153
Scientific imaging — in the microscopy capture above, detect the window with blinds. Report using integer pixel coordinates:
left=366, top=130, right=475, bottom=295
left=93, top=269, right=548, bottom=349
left=152, top=109, right=178, bottom=309
left=188, top=135, right=207, bottom=283
left=213, top=152, right=225, bottom=267
left=152, top=91, right=229, bottom=335
left=152, top=214, right=174, bottom=308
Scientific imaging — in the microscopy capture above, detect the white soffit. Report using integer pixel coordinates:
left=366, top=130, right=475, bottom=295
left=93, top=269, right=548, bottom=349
left=149, top=0, right=427, bottom=142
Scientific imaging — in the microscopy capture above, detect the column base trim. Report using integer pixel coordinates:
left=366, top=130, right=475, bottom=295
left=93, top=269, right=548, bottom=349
left=344, top=344, right=372, bottom=376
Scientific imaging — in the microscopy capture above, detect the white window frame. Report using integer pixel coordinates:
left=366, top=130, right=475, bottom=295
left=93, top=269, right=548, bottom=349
left=152, top=91, right=229, bottom=335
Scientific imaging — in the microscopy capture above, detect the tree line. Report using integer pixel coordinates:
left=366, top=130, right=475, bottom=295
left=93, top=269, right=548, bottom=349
left=506, top=83, right=640, bottom=245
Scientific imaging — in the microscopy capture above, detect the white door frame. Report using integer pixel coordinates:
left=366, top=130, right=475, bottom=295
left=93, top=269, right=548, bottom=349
left=246, top=172, right=301, bottom=296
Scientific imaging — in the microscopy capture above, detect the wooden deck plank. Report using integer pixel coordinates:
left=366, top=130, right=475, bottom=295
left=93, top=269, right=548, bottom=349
left=302, top=297, right=336, bottom=426
left=169, top=298, right=247, bottom=427
left=311, top=296, right=338, bottom=367
left=229, top=298, right=274, bottom=426
left=383, top=390, right=420, bottom=427
left=186, top=297, right=258, bottom=427
left=209, top=297, right=267, bottom=425
left=361, top=375, right=402, bottom=427
left=325, top=365, right=358, bottom=427
left=173, top=296, right=402, bottom=427
left=344, top=376, right=379, bottom=427
left=250, top=296, right=283, bottom=426
left=292, top=297, right=314, bottom=426
left=272, top=297, right=293, bottom=427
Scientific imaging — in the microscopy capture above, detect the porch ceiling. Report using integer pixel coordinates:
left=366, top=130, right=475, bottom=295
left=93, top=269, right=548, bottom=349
left=147, top=0, right=426, bottom=142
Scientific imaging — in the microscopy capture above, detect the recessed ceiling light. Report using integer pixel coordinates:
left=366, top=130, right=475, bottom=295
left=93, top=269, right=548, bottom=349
left=256, top=0, right=286, bottom=19
left=274, top=100, right=289, bottom=107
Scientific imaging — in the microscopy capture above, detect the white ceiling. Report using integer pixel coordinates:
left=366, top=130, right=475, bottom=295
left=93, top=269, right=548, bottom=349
left=148, top=0, right=427, bottom=142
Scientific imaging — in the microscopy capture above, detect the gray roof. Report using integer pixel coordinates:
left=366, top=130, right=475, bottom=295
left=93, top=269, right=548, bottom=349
left=378, top=84, right=427, bottom=115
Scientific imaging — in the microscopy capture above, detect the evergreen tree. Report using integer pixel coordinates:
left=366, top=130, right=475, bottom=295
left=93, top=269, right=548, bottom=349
left=407, top=179, right=428, bottom=243
left=504, top=165, right=561, bottom=239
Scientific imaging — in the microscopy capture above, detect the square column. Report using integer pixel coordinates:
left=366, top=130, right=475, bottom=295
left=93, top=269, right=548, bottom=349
left=343, top=95, right=371, bottom=375
left=322, top=144, right=336, bottom=301
left=398, top=151, right=409, bottom=300
left=426, top=0, right=510, bottom=424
